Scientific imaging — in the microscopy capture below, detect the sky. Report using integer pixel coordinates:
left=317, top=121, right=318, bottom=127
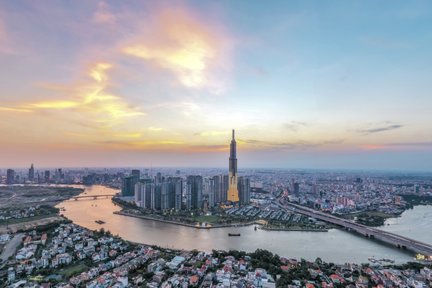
left=0, top=1, right=431, bottom=170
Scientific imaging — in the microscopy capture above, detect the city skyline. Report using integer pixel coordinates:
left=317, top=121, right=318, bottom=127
left=1, top=1, right=432, bottom=170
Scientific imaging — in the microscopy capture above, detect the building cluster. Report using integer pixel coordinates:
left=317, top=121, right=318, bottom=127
left=121, top=130, right=251, bottom=211
left=288, top=175, right=432, bottom=215
left=0, top=205, right=58, bottom=224
left=2, top=222, right=432, bottom=287
left=121, top=171, right=251, bottom=211
left=0, top=223, right=279, bottom=288
left=279, top=258, right=432, bottom=288
left=2, top=165, right=71, bottom=185
left=245, top=169, right=432, bottom=217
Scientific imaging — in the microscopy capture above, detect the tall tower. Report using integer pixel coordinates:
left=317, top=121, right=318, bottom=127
left=227, top=129, right=239, bottom=202
left=28, top=164, right=35, bottom=182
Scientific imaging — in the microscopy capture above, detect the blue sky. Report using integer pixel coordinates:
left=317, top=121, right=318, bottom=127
left=0, top=1, right=431, bottom=170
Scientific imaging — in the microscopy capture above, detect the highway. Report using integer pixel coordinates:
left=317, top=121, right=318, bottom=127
left=277, top=199, right=432, bottom=256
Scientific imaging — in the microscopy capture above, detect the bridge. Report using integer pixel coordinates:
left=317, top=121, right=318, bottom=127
left=278, top=200, right=432, bottom=256
left=71, top=194, right=113, bottom=200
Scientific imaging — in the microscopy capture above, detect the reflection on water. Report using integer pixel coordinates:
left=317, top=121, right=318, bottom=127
left=57, top=185, right=420, bottom=264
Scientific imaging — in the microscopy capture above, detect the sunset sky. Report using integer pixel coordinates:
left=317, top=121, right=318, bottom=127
left=1, top=1, right=431, bottom=170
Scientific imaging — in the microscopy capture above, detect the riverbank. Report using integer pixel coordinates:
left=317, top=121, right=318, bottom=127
left=113, top=210, right=257, bottom=229
left=55, top=184, right=419, bottom=263
left=260, top=226, right=328, bottom=232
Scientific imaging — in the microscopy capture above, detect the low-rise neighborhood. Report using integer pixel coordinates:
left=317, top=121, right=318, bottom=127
left=1, top=222, right=431, bottom=287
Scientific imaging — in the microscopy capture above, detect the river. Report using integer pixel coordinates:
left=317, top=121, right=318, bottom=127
left=57, top=185, right=431, bottom=264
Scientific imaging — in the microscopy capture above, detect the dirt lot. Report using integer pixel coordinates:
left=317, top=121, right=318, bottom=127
left=0, top=186, right=83, bottom=208
left=0, top=216, right=65, bottom=233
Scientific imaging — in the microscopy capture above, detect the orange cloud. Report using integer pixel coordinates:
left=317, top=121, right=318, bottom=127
left=0, top=107, right=32, bottom=113
left=122, top=8, right=229, bottom=92
left=0, top=63, right=144, bottom=127
left=360, top=144, right=389, bottom=151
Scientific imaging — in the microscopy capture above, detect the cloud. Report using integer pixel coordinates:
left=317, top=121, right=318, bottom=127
left=357, top=124, right=403, bottom=134
left=0, top=16, right=14, bottom=54
left=388, top=141, right=432, bottom=147
left=95, top=139, right=185, bottom=151
left=93, top=1, right=116, bottom=25
left=148, top=127, right=164, bottom=132
left=0, top=107, right=32, bottom=113
left=284, top=121, right=308, bottom=132
left=122, top=8, right=230, bottom=92
left=0, top=63, right=145, bottom=128
left=187, top=144, right=228, bottom=152
left=194, top=130, right=230, bottom=137
left=359, top=141, right=432, bottom=151
left=241, top=139, right=320, bottom=150
left=360, top=144, right=389, bottom=151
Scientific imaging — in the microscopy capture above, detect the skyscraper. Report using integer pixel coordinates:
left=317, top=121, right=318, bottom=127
left=44, top=170, right=50, bottom=183
left=238, top=176, right=251, bottom=205
left=227, top=129, right=239, bottom=202
left=122, top=175, right=135, bottom=196
left=187, top=175, right=203, bottom=209
left=28, top=164, right=34, bottom=182
left=6, top=169, right=15, bottom=185
left=131, top=169, right=140, bottom=180
left=122, top=170, right=140, bottom=197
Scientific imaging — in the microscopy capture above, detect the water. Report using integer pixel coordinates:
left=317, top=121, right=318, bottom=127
left=381, top=205, right=432, bottom=245
left=57, top=185, right=429, bottom=264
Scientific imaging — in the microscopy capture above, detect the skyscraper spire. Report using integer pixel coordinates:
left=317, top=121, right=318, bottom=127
left=227, top=129, right=239, bottom=202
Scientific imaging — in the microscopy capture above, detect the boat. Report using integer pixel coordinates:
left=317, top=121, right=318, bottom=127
left=228, top=233, right=241, bottom=236
left=379, top=258, right=395, bottom=264
left=95, top=220, right=105, bottom=224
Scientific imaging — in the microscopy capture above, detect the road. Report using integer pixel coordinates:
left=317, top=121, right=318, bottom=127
left=0, top=233, right=24, bottom=263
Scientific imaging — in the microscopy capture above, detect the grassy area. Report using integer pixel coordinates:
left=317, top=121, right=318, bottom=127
left=58, top=263, right=88, bottom=278
left=193, top=215, right=221, bottom=224
left=343, top=210, right=395, bottom=220
left=0, top=213, right=58, bottom=226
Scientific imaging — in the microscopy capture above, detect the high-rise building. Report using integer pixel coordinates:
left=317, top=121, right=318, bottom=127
left=167, top=177, right=182, bottom=210
left=227, top=129, right=239, bottom=202
left=44, top=170, right=50, bottom=183
left=152, top=184, right=162, bottom=210
left=122, top=170, right=141, bottom=197
left=204, top=177, right=216, bottom=208
left=294, top=182, right=300, bottom=196
left=212, top=175, right=226, bottom=204
left=6, top=169, right=15, bottom=185
left=135, top=180, right=154, bottom=208
left=28, top=164, right=35, bottom=182
left=122, top=175, right=135, bottom=196
left=160, top=182, right=170, bottom=210
left=174, top=179, right=182, bottom=211
left=131, top=169, right=140, bottom=180
left=238, top=176, right=251, bottom=205
left=187, top=175, right=203, bottom=209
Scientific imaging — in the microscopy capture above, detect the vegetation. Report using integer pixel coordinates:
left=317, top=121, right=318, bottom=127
left=341, top=211, right=396, bottom=227
left=402, top=194, right=432, bottom=208
left=58, top=263, right=88, bottom=278
left=355, top=212, right=393, bottom=227
left=193, top=215, right=220, bottom=224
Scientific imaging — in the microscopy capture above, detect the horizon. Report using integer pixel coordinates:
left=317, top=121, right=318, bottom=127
left=1, top=1, right=432, bottom=170
left=2, top=164, right=432, bottom=174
